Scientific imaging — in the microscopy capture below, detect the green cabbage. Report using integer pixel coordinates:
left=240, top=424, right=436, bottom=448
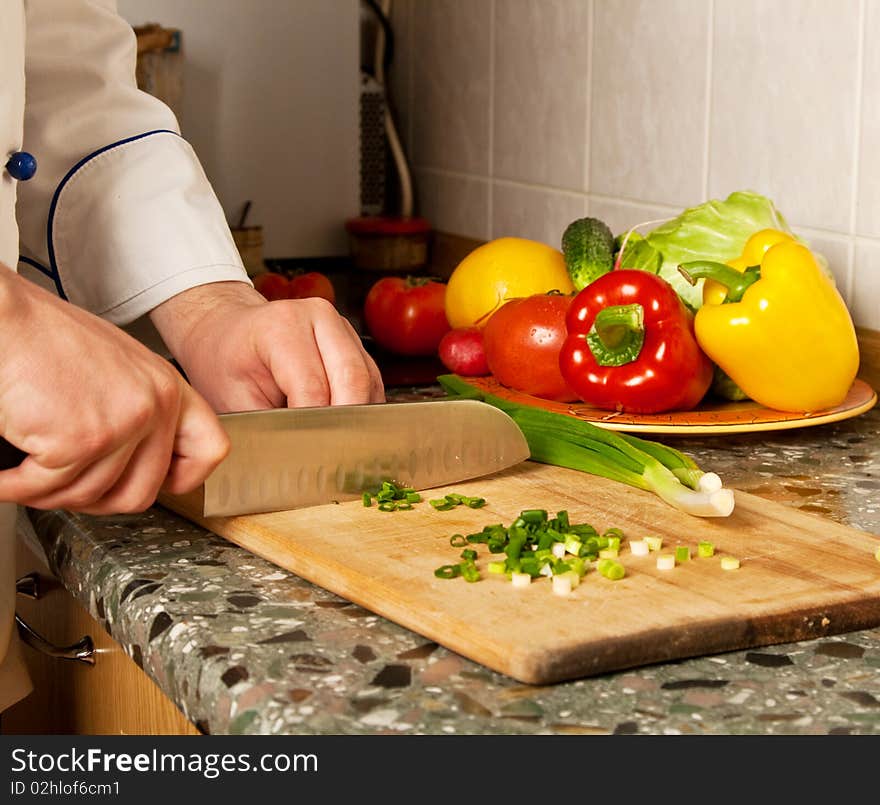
left=615, top=190, right=797, bottom=311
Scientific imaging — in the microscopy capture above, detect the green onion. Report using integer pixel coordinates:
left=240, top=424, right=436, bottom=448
left=597, top=558, right=625, bottom=580
left=436, top=507, right=623, bottom=592
left=629, top=539, right=649, bottom=556
left=675, top=545, right=691, bottom=562
left=511, top=571, right=532, bottom=588
left=362, top=492, right=372, bottom=507
left=437, top=374, right=735, bottom=518
left=720, top=556, right=740, bottom=571
left=656, top=554, right=676, bottom=570
left=697, top=541, right=715, bottom=558
left=429, top=492, right=489, bottom=511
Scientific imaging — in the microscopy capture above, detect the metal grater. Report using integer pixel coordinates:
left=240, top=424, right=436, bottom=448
left=359, top=71, right=386, bottom=216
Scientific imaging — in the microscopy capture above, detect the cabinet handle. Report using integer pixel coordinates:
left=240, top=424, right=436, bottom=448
left=15, top=572, right=41, bottom=600
left=15, top=614, right=96, bottom=666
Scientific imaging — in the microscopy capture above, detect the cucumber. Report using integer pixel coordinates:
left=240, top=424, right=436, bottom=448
left=561, top=217, right=615, bottom=291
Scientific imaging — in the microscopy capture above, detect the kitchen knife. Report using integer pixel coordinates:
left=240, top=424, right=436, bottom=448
left=174, top=398, right=530, bottom=517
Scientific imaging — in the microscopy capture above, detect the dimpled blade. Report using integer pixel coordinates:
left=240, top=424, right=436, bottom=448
left=202, top=399, right=530, bottom=516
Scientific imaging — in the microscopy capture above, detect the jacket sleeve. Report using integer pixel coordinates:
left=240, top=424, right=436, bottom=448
left=16, top=0, right=250, bottom=330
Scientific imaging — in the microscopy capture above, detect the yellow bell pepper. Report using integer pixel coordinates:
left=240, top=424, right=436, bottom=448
left=680, top=240, right=859, bottom=413
left=702, top=229, right=795, bottom=306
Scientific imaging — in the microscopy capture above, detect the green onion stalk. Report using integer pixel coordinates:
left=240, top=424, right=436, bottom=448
left=437, top=375, right=734, bottom=518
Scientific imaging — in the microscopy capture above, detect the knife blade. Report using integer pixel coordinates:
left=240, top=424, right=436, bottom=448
left=195, top=398, right=529, bottom=517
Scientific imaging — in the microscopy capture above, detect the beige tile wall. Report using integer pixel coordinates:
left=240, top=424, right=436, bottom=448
left=389, top=0, right=880, bottom=328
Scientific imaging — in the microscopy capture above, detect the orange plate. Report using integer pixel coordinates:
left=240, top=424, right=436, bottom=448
left=456, top=376, right=878, bottom=435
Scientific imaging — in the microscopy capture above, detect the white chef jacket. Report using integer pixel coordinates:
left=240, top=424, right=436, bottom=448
left=0, top=1, right=251, bottom=713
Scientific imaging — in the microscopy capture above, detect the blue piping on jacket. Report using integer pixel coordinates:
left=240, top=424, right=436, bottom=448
left=18, top=254, right=53, bottom=279
left=45, top=129, right=181, bottom=300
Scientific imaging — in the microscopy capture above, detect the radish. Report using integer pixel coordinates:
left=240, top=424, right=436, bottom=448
left=437, top=327, right=490, bottom=377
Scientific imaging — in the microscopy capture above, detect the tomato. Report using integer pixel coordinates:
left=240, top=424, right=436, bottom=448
left=363, top=276, right=451, bottom=356
left=288, top=271, right=336, bottom=305
left=252, top=271, right=289, bottom=301
left=482, top=292, right=578, bottom=402
left=252, top=270, right=336, bottom=304
left=438, top=327, right=490, bottom=376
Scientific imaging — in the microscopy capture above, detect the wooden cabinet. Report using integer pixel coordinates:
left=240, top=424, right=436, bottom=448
left=2, top=540, right=199, bottom=736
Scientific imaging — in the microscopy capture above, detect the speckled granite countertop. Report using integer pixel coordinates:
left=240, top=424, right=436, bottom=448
left=21, top=387, right=880, bottom=736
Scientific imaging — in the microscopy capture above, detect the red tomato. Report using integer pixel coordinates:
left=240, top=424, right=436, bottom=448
left=438, top=326, right=490, bottom=376
left=288, top=271, right=336, bottom=305
left=252, top=270, right=336, bottom=305
left=363, top=276, right=451, bottom=356
left=252, top=271, right=289, bottom=301
left=482, top=292, right=578, bottom=402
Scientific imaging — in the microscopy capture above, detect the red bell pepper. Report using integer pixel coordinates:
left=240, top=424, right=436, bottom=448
left=558, top=270, right=713, bottom=414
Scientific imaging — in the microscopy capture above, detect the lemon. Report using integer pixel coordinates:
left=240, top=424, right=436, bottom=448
left=444, top=237, right=574, bottom=329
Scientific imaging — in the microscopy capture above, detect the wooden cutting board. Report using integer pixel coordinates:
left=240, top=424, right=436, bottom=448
left=159, top=462, right=880, bottom=685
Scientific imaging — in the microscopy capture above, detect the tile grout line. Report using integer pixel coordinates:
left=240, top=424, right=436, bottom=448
left=584, top=0, right=594, bottom=215
left=846, top=0, right=867, bottom=304
left=487, top=0, right=496, bottom=241
left=701, top=0, right=715, bottom=201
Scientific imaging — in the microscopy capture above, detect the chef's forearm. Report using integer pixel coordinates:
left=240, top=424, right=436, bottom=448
left=149, top=280, right=265, bottom=369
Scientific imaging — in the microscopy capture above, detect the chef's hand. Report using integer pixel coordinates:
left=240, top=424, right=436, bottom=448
left=0, top=268, right=229, bottom=514
left=149, top=281, right=385, bottom=413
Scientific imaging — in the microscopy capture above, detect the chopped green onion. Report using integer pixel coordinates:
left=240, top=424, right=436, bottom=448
left=644, top=536, right=663, bottom=552
left=552, top=571, right=577, bottom=596
left=656, top=554, right=676, bottom=571
left=460, top=548, right=478, bottom=562
left=597, top=558, right=625, bottom=580
left=488, top=560, right=507, bottom=575
left=430, top=492, right=489, bottom=511
left=511, top=571, right=532, bottom=588
left=449, top=534, right=468, bottom=547
left=598, top=547, right=619, bottom=559
left=675, top=545, right=691, bottom=562
left=720, top=556, right=740, bottom=571
left=434, top=564, right=460, bottom=579
left=629, top=539, right=649, bottom=556
left=362, top=492, right=372, bottom=507
left=459, top=562, right=481, bottom=583
left=563, top=536, right=583, bottom=556
left=697, top=541, right=715, bottom=558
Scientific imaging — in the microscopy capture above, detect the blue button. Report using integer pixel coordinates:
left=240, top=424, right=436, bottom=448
left=6, top=151, right=37, bottom=181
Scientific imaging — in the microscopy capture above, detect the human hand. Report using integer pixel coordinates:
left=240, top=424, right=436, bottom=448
left=0, top=269, right=229, bottom=514
left=150, top=282, right=385, bottom=413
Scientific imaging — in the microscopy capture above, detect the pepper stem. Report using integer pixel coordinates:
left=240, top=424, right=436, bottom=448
left=587, top=303, right=645, bottom=367
left=677, top=261, right=760, bottom=303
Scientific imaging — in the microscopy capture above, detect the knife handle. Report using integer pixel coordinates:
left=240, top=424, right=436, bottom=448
left=0, top=437, right=27, bottom=470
